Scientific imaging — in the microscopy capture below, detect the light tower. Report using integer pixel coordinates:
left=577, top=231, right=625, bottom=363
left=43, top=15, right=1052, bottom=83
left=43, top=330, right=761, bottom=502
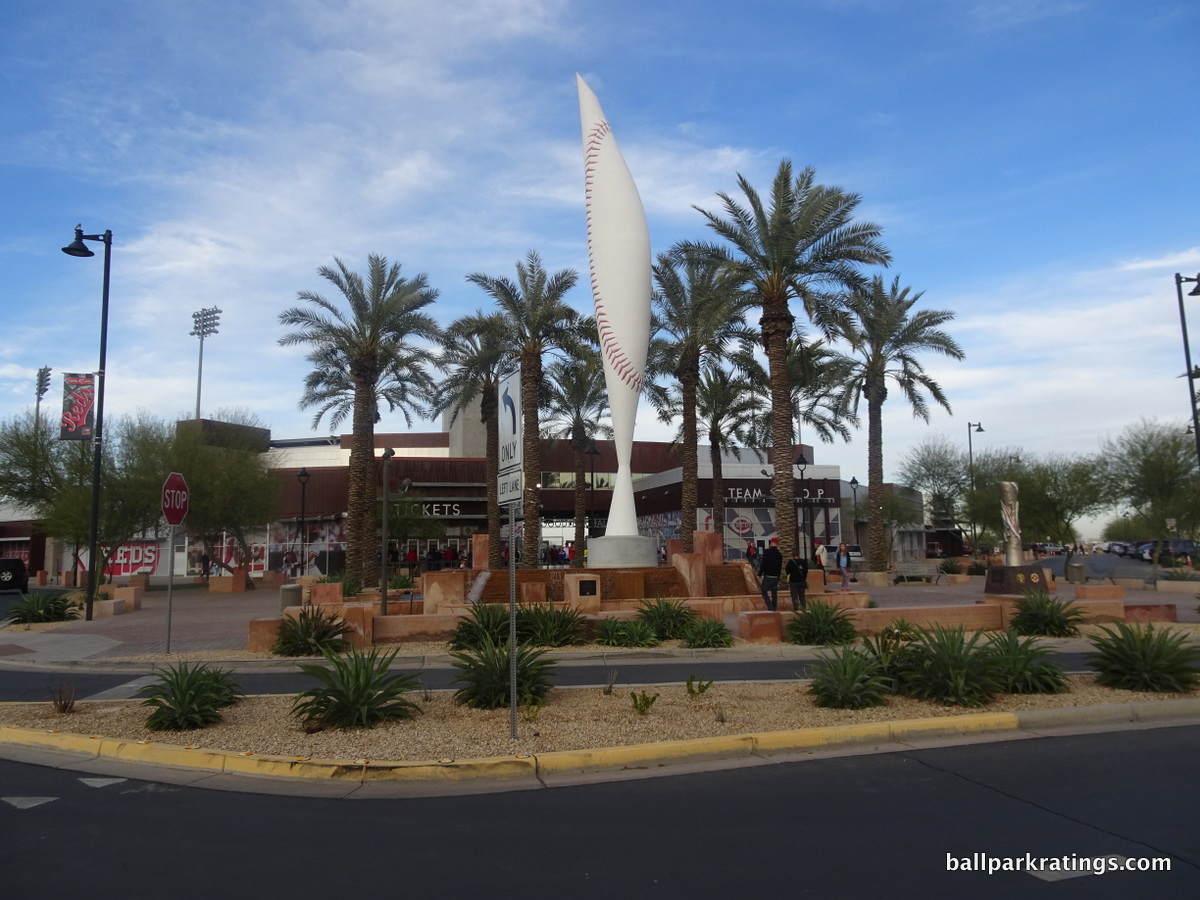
left=190, top=306, right=222, bottom=420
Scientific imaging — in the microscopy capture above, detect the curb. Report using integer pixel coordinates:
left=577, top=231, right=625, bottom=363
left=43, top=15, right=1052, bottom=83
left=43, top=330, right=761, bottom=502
left=4, top=698, right=1200, bottom=790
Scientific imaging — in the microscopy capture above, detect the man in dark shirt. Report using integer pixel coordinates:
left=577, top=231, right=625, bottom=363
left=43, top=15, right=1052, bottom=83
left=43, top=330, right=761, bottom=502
left=759, top=537, right=783, bottom=611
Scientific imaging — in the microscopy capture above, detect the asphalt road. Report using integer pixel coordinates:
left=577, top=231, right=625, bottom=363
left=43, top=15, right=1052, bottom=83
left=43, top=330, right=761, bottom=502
left=3, top=724, right=1197, bottom=898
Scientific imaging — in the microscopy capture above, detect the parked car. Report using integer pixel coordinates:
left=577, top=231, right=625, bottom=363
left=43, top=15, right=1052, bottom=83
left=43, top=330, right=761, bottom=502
left=1105, top=541, right=1130, bottom=555
left=845, top=544, right=865, bottom=565
left=0, top=558, right=29, bottom=594
left=1138, top=539, right=1196, bottom=566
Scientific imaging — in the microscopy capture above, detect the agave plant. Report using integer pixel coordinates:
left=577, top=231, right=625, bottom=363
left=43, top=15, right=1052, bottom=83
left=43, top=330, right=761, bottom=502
left=785, top=600, right=858, bottom=646
left=1085, top=623, right=1200, bottom=693
left=808, top=645, right=890, bottom=709
left=985, top=630, right=1068, bottom=694
left=1009, top=590, right=1087, bottom=638
left=450, top=637, right=557, bottom=709
left=680, top=618, right=734, bottom=649
left=291, top=647, right=422, bottom=729
left=518, top=603, right=587, bottom=647
left=271, top=605, right=350, bottom=657
left=896, top=625, right=1001, bottom=707
left=140, top=663, right=244, bottom=731
left=7, top=591, right=80, bottom=624
left=593, top=617, right=659, bottom=648
left=635, top=597, right=698, bottom=641
left=448, top=602, right=512, bottom=651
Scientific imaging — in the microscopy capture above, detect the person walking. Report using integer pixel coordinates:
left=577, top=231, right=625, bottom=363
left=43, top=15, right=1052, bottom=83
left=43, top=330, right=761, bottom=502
left=835, top=542, right=853, bottom=591
left=746, top=541, right=761, bottom=575
left=759, top=537, right=783, bottom=611
left=785, top=551, right=808, bottom=611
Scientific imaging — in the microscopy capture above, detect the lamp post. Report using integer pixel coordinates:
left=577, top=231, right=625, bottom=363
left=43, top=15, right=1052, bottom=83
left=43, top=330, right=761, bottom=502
left=967, top=422, right=984, bottom=554
left=380, top=449, right=394, bottom=616
left=1174, top=273, right=1200, bottom=470
left=297, top=467, right=310, bottom=577
left=62, top=225, right=112, bottom=621
left=796, top=452, right=810, bottom=562
left=190, top=306, right=221, bottom=420
left=849, top=476, right=860, bottom=546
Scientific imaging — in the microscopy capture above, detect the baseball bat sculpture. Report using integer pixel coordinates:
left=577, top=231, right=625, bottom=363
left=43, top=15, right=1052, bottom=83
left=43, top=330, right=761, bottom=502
left=578, top=74, right=656, bottom=567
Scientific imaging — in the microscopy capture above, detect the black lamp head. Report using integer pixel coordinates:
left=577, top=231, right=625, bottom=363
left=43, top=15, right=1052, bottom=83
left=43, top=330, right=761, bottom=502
left=62, top=225, right=95, bottom=258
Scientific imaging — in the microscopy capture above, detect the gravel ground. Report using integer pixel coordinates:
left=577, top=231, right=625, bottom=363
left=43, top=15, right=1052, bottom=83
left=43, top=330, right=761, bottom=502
left=2, top=675, right=1192, bottom=762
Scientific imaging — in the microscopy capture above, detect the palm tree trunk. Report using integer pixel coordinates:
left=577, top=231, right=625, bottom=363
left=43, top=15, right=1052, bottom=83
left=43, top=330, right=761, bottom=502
left=867, top=393, right=886, bottom=572
left=521, top=351, right=541, bottom=568
left=348, top=378, right=376, bottom=587
left=572, top=433, right=586, bottom=568
left=482, top=393, right=503, bottom=570
left=679, top=362, right=699, bottom=554
left=763, top=304, right=797, bottom=558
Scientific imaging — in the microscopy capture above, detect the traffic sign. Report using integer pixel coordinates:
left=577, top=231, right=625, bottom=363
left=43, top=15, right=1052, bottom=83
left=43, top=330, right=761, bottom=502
left=162, top=472, right=189, bottom=526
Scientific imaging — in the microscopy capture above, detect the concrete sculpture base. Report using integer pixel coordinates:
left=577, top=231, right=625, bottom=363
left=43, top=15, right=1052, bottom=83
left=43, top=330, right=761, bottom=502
left=586, top=535, right=657, bottom=569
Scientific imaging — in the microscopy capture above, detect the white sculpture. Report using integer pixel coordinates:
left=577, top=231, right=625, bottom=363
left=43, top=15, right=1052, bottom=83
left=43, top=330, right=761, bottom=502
left=577, top=74, right=655, bottom=567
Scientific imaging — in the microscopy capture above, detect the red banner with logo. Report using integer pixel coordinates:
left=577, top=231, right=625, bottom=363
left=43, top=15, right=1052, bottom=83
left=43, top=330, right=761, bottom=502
left=60, top=373, right=95, bottom=440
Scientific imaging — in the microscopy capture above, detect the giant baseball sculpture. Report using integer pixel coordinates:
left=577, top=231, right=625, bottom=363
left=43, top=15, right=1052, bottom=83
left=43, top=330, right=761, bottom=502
left=578, top=74, right=657, bottom=567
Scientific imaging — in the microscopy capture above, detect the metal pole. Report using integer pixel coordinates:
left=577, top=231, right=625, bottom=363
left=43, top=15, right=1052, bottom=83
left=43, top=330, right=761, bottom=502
left=166, top=524, right=176, bottom=653
left=380, top=451, right=393, bottom=616
left=508, top=502, right=518, bottom=740
left=194, top=332, right=205, bottom=421
left=84, top=232, right=112, bottom=621
left=1175, top=274, right=1200, bottom=470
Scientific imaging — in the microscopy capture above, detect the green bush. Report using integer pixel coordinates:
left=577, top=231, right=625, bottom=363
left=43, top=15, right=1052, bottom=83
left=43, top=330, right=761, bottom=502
left=685, top=675, right=713, bottom=698
left=1086, top=623, right=1200, bottom=693
left=1009, top=590, right=1087, bottom=638
left=938, top=557, right=963, bottom=575
left=630, top=690, right=658, bottom=715
left=7, top=591, right=79, bottom=624
left=860, top=622, right=920, bottom=692
left=292, top=647, right=421, bottom=729
left=966, top=561, right=988, bottom=577
left=388, top=571, right=415, bottom=590
left=635, top=597, right=698, bottom=640
left=519, top=603, right=587, bottom=647
left=680, top=617, right=734, bottom=648
left=316, top=571, right=362, bottom=598
left=896, top=626, right=1001, bottom=707
left=140, top=663, right=243, bottom=731
left=448, top=602, right=512, bottom=651
left=985, top=630, right=1068, bottom=694
left=450, top=637, right=557, bottom=709
left=785, top=600, right=858, bottom=646
left=593, top=617, right=659, bottom=648
left=808, top=645, right=890, bottom=709
left=271, top=605, right=350, bottom=657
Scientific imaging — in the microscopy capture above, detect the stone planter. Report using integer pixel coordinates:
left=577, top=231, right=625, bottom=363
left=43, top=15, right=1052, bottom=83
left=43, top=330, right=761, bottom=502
left=856, top=571, right=889, bottom=587
left=944, top=574, right=971, bottom=585
left=1153, top=579, right=1200, bottom=594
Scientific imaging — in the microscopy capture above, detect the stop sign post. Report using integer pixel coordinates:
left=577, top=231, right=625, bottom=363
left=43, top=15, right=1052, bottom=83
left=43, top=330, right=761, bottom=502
left=161, top=472, right=189, bottom=654
left=162, top=472, right=189, bottom=526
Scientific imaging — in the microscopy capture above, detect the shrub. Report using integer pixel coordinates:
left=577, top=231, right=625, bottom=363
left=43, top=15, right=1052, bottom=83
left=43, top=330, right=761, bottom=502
left=630, top=690, right=658, bottom=715
left=860, top=621, right=920, bottom=692
left=1157, top=568, right=1200, bottom=581
left=985, top=630, right=1068, bottom=694
left=292, top=647, right=421, bottom=729
left=785, top=600, right=858, bottom=646
left=680, top=618, right=734, bottom=649
left=593, top=617, right=659, bottom=648
left=49, top=683, right=77, bottom=715
left=1085, top=623, right=1200, bottom=693
left=808, top=645, right=890, bottom=709
left=140, top=663, right=243, bottom=731
left=316, top=571, right=362, bottom=598
left=450, top=637, right=557, bottom=709
left=635, top=597, right=698, bottom=640
left=896, top=626, right=1001, bottom=707
left=388, top=571, right=415, bottom=590
left=938, top=557, right=963, bottom=575
left=685, top=675, right=713, bottom=698
left=271, top=606, right=350, bottom=657
left=1009, top=590, right=1087, bottom=638
left=8, top=591, right=79, bottom=624
left=519, top=603, right=587, bottom=647
left=448, top=602, right=511, bottom=651
left=967, top=561, right=988, bottom=577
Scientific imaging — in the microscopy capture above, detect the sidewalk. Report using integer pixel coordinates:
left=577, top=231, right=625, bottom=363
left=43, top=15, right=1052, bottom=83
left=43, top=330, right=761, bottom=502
left=0, top=575, right=1193, bottom=669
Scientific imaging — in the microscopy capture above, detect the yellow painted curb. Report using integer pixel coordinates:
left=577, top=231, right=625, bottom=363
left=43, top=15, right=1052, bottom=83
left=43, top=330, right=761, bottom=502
left=535, top=734, right=756, bottom=775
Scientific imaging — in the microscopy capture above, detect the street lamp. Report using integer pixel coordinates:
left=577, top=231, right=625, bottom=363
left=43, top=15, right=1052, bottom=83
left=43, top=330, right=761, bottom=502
left=380, top=449, right=395, bottom=616
left=795, top=452, right=810, bottom=562
left=62, top=225, right=112, bottom=621
left=297, top=467, right=310, bottom=577
left=1174, top=273, right=1200, bottom=470
left=967, top=422, right=984, bottom=554
left=190, top=306, right=222, bottom=420
left=849, top=476, right=860, bottom=546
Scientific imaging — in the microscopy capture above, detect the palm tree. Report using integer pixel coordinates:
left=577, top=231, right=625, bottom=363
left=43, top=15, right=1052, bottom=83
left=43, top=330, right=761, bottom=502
left=694, top=159, right=890, bottom=557
left=467, top=251, right=580, bottom=568
left=832, top=275, right=963, bottom=571
left=541, top=351, right=612, bottom=566
left=647, top=245, right=755, bottom=553
left=695, top=364, right=759, bottom=555
left=432, top=311, right=514, bottom=569
left=278, top=254, right=440, bottom=587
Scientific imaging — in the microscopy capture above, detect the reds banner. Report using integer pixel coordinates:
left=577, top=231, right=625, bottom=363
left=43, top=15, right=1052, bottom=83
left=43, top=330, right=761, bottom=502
left=60, top=373, right=95, bottom=440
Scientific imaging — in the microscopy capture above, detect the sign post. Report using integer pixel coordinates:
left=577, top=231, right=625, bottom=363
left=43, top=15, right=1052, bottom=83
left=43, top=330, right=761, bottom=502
left=497, top=368, right=522, bottom=739
left=161, top=473, right=190, bottom=653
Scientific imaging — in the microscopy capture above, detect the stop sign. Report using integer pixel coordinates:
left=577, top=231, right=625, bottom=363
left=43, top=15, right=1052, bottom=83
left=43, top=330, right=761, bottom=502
left=162, top=472, right=189, bottom=526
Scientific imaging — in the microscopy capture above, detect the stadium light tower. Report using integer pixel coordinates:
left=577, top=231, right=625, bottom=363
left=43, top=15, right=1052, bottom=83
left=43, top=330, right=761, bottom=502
left=190, top=306, right=222, bottom=420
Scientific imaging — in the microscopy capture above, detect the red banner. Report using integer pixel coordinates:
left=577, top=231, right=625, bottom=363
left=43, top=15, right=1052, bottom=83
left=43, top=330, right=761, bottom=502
left=60, top=373, right=95, bottom=440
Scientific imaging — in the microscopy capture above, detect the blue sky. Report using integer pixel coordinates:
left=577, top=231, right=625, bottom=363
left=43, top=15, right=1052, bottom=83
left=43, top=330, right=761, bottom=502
left=2, top=0, right=1197, bottom=533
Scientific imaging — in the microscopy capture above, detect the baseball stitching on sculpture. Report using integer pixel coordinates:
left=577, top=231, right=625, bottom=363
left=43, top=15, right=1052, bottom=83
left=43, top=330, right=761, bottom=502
left=583, top=119, right=644, bottom=394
